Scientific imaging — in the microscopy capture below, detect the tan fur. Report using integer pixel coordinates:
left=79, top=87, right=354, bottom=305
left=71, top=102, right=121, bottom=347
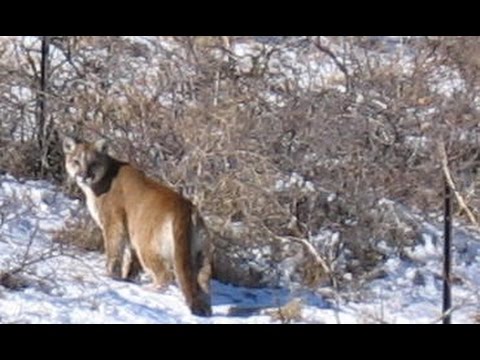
left=63, top=137, right=212, bottom=316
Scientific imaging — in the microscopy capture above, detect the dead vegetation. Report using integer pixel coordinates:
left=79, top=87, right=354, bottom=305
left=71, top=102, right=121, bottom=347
left=1, top=36, right=480, bottom=290
left=0, top=219, right=63, bottom=293
left=266, top=297, right=304, bottom=324
left=51, top=212, right=103, bottom=252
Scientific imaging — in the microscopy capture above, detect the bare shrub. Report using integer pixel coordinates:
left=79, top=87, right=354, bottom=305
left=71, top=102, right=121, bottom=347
left=51, top=213, right=103, bottom=252
left=0, top=223, right=63, bottom=293
left=2, top=36, right=480, bottom=290
left=0, top=140, right=41, bottom=180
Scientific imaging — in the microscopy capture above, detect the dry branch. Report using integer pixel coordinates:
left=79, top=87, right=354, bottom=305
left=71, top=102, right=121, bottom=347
left=437, top=140, right=478, bottom=226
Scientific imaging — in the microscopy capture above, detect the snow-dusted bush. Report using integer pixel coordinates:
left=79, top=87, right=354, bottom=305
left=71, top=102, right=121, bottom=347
left=2, top=36, right=480, bottom=290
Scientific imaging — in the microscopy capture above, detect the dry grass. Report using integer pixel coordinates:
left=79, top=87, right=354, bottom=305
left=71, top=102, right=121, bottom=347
left=51, top=214, right=103, bottom=252
left=0, top=271, right=30, bottom=291
left=266, top=298, right=304, bottom=324
left=472, top=312, right=480, bottom=324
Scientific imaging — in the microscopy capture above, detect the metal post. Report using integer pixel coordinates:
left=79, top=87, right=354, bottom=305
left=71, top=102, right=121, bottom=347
left=443, top=175, right=452, bottom=324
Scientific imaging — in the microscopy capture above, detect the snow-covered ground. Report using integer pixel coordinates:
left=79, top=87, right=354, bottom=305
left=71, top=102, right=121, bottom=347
left=1, top=173, right=480, bottom=323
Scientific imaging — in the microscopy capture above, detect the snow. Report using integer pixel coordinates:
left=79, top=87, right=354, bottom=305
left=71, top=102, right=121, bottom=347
left=1, top=173, right=480, bottom=323
left=274, top=172, right=316, bottom=192
left=1, top=36, right=480, bottom=323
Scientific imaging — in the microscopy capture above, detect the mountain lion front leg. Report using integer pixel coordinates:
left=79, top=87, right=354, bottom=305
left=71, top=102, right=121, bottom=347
left=102, top=219, right=128, bottom=281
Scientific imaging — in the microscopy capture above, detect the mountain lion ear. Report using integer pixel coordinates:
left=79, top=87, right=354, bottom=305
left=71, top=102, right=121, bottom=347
left=63, top=136, right=77, bottom=154
left=94, top=138, right=108, bottom=153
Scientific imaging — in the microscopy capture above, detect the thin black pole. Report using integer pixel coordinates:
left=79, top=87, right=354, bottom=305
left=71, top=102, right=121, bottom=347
left=443, top=175, right=452, bottom=324
left=38, top=36, right=50, bottom=177
left=38, top=36, right=49, bottom=147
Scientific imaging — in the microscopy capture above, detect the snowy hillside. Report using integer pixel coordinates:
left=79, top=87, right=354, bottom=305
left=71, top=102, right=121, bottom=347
left=1, top=173, right=480, bottom=323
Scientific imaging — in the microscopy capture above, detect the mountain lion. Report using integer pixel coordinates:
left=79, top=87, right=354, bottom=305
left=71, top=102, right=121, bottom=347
left=63, top=136, right=212, bottom=317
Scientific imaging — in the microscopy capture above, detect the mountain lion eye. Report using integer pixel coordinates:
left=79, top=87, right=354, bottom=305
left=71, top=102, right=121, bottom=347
left=73, top=160, right=80, bottom=167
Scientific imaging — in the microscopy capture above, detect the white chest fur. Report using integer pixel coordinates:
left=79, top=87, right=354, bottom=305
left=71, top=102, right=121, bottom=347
left=78, top=182, right=103, bottom=230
